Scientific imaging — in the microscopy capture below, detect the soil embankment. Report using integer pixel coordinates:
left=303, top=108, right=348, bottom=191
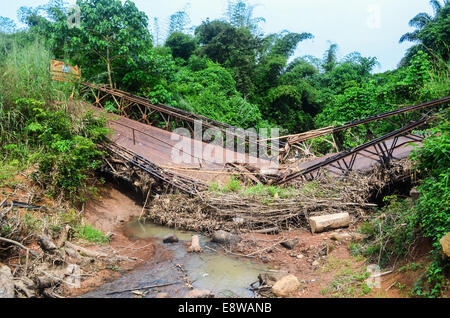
left=65, top=183, right=157, bottom=297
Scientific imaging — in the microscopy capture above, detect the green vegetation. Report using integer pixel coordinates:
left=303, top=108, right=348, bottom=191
left=352, top=120, right=450, bottom=297
left=0, top=34, right=108, bottom=202
left=9, top=0, right=448, bottom=135
left=0, top=0, right=448, bottom=297
left=210, top=177, right=297, bottom=199
left=75, top=224, right=110, bottom=244
left=320, top=260, right=372, bottom=298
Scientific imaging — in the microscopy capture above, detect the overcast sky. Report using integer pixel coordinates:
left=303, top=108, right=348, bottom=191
left=0, top=0, right=436, bottom=72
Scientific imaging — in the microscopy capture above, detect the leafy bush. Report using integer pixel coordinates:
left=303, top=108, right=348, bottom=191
left=23, top=101, right=108, bottom=202
left=409, top=121, right=450, bottom=297
left=356, top=196, right=419, bottom=267
left=357, top=121, right=450, bottom=297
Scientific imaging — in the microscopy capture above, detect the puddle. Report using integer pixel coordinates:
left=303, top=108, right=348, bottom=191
left=126, top=220, right=195, bottom=242
left=84, top=220, right=268, bottom=298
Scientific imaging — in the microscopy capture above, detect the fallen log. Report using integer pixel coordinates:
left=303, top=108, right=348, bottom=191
left=14, top=279, right=36, bottom=298
left=309, top=213, right=350, bottom=233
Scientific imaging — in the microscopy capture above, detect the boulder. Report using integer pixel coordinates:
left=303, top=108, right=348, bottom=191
left=272, top=275, right=300, bottom=298
left=188, top=235, right=202, bottom=253
left=330, top=232, right=352, bottom=242
left=0, top=265, right=15, bottom=298
left=187, top=289, right=214, bottom=298
left=440, top=232, right=450, bottom=258
left=309, top=213, right=350, bottom=233
left=410, top=188, right=420, bottom=201
left=351, top=233, right=367, bottom=243
left=258, top=272, right=287, bottom=286
left=37, top=235, right=57, bottom=252
left=280, top=239, right=299, bottom=250
left=163, top=234, right=179, bottom=244
left=212, top=230, right=242, bottom=245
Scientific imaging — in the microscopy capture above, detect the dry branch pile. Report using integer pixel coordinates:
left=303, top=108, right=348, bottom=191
left=0, top=184, right=133, bottom=298
left=143, top=160, right=414, bottom=234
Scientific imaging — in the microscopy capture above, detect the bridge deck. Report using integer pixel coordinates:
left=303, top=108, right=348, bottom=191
left=91, top=106, right=422, bottom=186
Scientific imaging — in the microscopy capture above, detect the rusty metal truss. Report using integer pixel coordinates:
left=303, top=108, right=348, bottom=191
left=82, top=82, right=281, bottom=157
left=101, top=143, right=208, bottom=196
left=274, top=116, right=430, bottom=185
left=279, top=96, right=450, bottom=160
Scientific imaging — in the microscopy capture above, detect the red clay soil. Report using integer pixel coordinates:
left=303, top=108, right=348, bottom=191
left=235, top=229, right=444, bottom=298
left=64, top=184, right=157, bottom=297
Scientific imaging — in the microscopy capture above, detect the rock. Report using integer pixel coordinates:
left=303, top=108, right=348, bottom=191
left=0, top=265, right=15, bottom=298
left=187, top=289, right=214, bottom=298
left=37, top=235, right=57, bottom=252
left=188, top=235, right=202, bottom=253
left=440, top=232, right=450, bottom=258
left=312, top=260, right=320, bottom=267
left=280, top=239, right=299, bottom=250
left=212, top=230, right=242, bottom=245
left=351, top=233, right=367, bottom=243
left=163, top=234, right=179, bottom=244
left=232, top=218, right=244, bottom=225
left=156, top=293, right=169, bottom=298
left=410, top=188, right=420, bottom=201
left=296, top=254, right=304, bottom=259
left=309, top=213, right=350, bottom=234
left=330, top=232, right=352, bottom=242
left=258, top=272, right=287, bottom=286
left=64, top=247, right=79, bottom=259
left=272, top=275, right=300, bottom=298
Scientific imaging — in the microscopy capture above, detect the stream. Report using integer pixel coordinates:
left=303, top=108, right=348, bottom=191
left=83, top=219, right=269, bottom=298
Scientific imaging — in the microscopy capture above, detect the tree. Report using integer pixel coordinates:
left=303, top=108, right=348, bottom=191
left=69, top=0, right=153, bottom=88
left=225, top=0, right=265, bottom=34
left=195, top=20, right=261, bottom=96
left=323, top=43, right=338, bottom=73
left=0, top=17, right=16, bottom=34
left=168, top=7, right=191, bottom=35
left=165, top=32, right=197, bottom=60
left=400, top=0, right=450, bottom=63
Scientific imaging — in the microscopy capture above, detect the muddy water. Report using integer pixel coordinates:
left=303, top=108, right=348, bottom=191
left=84, top=220, right=268, bottom=298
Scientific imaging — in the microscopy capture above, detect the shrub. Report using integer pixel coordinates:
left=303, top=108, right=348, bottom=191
left=24, top=102, right=107, bottom=202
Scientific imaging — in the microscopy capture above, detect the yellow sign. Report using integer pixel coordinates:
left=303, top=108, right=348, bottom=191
left=50, top=59, right=81, bottom=82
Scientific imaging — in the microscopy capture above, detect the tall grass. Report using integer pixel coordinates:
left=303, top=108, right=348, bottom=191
left=0, top=36, right=75, bottom=107
left=424, top=60, right=450, bottom=99
left=0, top=35, right=75, bottom=146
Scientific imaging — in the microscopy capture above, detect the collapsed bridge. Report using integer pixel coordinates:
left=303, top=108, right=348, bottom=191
left=81, top=82, right=449, bottom=193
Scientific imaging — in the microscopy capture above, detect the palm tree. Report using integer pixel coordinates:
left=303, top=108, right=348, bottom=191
left=399, top=0, right=449, bottom=64
left=400, top=0, right=445, bottom=44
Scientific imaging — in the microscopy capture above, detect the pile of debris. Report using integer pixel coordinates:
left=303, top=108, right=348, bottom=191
left=142, top=160, right=414, bottom=234
left=0, top=187, right=134, bottom=298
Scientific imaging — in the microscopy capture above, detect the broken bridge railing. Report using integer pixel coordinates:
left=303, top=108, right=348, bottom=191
left=101, top=142, right=208, bottom=196
left=275, top=96, right=450, bottom=161
left=82, top=82, right=282, bottom=159
left=274, top=115, right=430, bottom=185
